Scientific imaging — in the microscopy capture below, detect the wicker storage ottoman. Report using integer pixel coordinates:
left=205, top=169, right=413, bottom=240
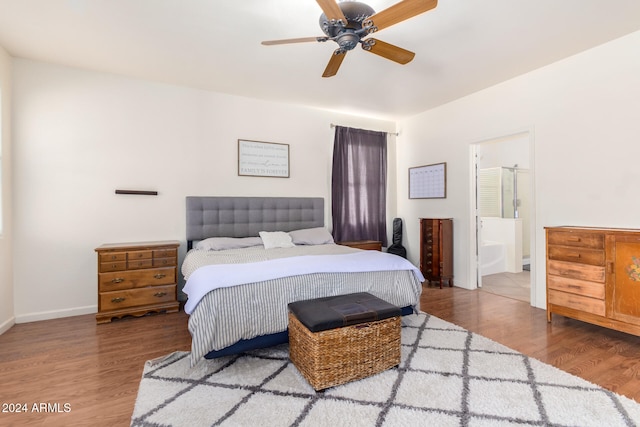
left=288, top=292, right=401, bottom=391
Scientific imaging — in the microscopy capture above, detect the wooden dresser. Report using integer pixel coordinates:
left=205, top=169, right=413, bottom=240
left=546, top=226, right=640, bottom=336
left=95, top=240, right=180, bottom=324
left=337, top=240, right=382, bottom=251
left=419, top=218, right=453, bottom=288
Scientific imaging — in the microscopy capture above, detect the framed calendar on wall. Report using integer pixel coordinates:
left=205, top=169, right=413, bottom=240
left=409, top=162, right=447, bottom=199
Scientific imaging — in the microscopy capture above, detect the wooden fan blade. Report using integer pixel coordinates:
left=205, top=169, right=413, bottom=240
left=362, top=38, right=415, bottom=64
left=261, top=36, right=327, bottom=46
left=316, top=0, right=347, bottom=24
left=322, top=50, right=347, bottom=77
left=365, top=0, right=437, bottom=33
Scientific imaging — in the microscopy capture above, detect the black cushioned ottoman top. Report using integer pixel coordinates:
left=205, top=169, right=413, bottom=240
left=288, top=292, right=401, bottom=333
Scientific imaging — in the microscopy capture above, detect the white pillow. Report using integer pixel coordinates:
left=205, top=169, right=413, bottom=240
left=195, top=237, right=263, bottom=251
left=289, top=227, right=335, bottom=245
left=259, top=231, right=295, bottom=249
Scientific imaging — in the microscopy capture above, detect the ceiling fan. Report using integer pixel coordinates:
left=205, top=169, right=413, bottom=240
left=261, top=0, right=438, bottom=77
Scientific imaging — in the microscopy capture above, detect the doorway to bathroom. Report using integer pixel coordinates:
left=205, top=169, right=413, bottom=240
left=471, top=131, right=534, bottom=303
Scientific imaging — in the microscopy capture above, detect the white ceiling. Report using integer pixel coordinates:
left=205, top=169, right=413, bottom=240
left=1, top=0, right=640, bottom=120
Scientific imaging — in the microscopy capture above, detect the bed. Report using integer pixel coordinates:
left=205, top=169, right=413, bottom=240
left=183, top=196, right=424, bottom=365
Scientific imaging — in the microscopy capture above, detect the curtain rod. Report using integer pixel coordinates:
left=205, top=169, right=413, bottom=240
left=330, top=123, right=399, bottom=137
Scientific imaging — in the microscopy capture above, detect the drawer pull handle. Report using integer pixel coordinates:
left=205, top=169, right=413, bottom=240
left=154, top=274, right=166, bottom=279
left=427, top=239, right=432, bottom=243
left=154, top=292, right=167, bottom=298
left=111, top=297, right=125, bottom=303
left=567, top=237, right=581, bottom=242
left=567, top=253, right=581, bottom=258
left=112, top=278, right=124, bottom=284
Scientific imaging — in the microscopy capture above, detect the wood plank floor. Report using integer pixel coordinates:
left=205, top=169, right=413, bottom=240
left=1, top=286, right=640, bottom=426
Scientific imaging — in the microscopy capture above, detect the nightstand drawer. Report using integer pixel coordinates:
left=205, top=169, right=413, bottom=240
left=99, top=285, right=176, bottom=311
left=99, top=267, right=176, bottom=291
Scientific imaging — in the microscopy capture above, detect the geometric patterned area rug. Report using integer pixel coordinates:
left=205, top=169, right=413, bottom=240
left=131, top=313, right=640, bottom=426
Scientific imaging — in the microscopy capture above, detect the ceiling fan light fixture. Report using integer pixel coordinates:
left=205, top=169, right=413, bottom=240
left=319, top=1, right=375, bottom=37
left=335, top=31, right=360, bottom=51
left=262, top=0, right=438, bottom=77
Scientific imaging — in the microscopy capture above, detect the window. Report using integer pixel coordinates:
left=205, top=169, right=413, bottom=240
left=331, top=126, right=387, bottom=245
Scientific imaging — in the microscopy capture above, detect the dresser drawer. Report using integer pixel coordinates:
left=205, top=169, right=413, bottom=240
left=127, top=259, right=154, bottom=269
left=422, top=234, right=437, bottom=253
left=547, top=230, right=604, bottom=249
left=99, top=267, right=176, bottom=291
left=100, top=252, right=126, bottom=263
left=153, top=256, right=177, bottom=267
left=154, top=248, right=177, bottom=258
left=547, top=276, right=605, bottom=299
left=547, top=245, right=605, bottom=266
left=128, top=250, right=153, bottom=260
left=100, top=261, right=127, bottom=273
left=547, top=260, right=605, bottom=283
left=99, top=284, right=176, bottom=311
left=548, top=289, right=605, bottom=316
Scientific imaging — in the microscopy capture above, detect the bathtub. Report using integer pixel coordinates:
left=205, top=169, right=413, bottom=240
left=480, top=240, right=506, bottom=276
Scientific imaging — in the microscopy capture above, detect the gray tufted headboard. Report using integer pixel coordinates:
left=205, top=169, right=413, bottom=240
left=186, top=196, right=325, bottom=249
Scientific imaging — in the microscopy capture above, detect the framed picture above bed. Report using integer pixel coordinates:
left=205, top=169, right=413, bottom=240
left=238, top=139, right=290, bottom=178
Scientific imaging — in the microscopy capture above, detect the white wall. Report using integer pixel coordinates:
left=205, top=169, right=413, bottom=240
left=0, top=45, right=13, bottom=333
left=397, top=30, right=640, bottom=308
left=11, top=59, right=396, bottom=322
left=10, top=29, right=640, bottom=320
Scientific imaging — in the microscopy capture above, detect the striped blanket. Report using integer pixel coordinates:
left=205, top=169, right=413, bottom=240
left=182, top=244, right=424, bottom=364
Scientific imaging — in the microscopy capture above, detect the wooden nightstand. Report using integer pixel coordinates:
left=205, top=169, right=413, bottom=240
left=337, top=240, right=382, bottom=251
left=95, top=240, right=180, bottom=324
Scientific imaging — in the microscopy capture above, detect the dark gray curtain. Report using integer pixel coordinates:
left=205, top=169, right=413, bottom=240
left=332, top=126, right=387, bottom=246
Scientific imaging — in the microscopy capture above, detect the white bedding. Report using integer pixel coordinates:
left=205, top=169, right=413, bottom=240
left=182, top=243, right=425, bottom=364
left=183, top=249, right=425, bottom=314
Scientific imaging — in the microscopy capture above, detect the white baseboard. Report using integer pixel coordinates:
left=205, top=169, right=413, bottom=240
left=0, top=316, right=15, bottom=334
left=15, top=305, right=97, bottom=324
